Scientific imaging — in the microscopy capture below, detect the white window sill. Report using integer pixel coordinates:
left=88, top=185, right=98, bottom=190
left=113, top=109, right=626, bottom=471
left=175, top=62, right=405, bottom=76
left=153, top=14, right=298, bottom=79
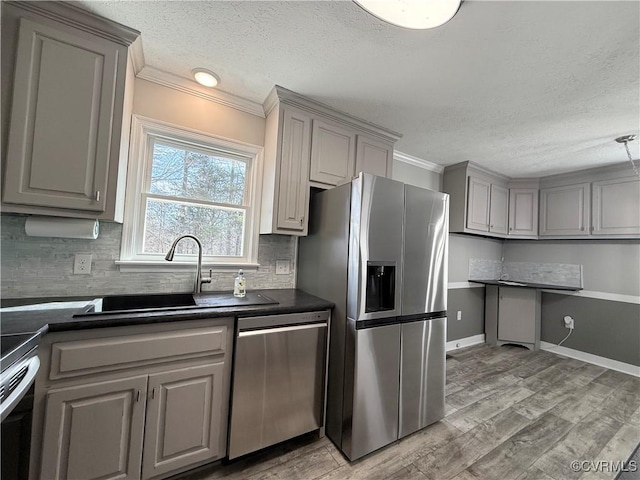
left=115, top=260, right=260, bottom=273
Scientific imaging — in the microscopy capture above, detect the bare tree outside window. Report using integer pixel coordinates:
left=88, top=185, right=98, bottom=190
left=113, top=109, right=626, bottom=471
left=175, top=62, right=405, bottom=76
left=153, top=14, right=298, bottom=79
left=142, top=141, right=248, bottom=257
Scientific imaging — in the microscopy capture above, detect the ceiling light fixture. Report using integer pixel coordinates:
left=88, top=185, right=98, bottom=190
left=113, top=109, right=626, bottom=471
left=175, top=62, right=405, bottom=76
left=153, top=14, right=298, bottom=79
left=615, top=135, right=639, bottom=178
left=192, top=68, right=220, bottom=88
left=354, top=0, right=461, bottom=30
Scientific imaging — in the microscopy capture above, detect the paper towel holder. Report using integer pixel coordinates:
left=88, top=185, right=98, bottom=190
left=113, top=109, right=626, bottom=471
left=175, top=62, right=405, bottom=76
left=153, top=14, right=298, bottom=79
left=24, top=216, right=100, bottom=240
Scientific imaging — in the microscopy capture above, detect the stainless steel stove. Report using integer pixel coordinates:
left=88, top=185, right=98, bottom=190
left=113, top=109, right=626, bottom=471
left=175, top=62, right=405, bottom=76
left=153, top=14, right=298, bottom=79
left=1, top=332, right=40, bottom=421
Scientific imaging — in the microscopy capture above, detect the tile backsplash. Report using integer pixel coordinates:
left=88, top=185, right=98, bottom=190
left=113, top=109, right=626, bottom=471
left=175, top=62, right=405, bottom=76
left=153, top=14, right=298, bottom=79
left=468, top=256, right=583, bottom=289
left=1, top=214, right=296, bottom=299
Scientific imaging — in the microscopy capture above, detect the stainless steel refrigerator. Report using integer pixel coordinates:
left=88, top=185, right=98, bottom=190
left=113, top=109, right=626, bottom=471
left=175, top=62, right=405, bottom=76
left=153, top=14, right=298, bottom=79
left=298, top=173, right=448, bottom=461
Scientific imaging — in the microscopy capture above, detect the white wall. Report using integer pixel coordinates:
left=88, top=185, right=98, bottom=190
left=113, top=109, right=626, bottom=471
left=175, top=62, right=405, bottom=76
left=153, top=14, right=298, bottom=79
left=133, top=78, right=265, bottom=146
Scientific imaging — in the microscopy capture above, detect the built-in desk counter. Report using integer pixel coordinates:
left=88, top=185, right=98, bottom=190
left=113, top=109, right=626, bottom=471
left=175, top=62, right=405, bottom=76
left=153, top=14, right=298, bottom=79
left=471, top=280, right=581, bottom=351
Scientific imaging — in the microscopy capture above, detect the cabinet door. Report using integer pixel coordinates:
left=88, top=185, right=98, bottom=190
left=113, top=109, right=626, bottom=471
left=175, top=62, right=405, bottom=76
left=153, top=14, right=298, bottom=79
left=497, top=288, right=537, bottom=344
left=142, top=363, right=225, bottom=480
left=508, top=188, right=539, bottom=236
left=592, top=177, right=640, bottom=235
left=4, top=18, right=118, bottom=212
left=539, top=183, right=590, bottom=236
left=489, top=184, right=508, bottom=234
left=355, top=135, right=392, bottom=178
left=40, top=376, right=147, bottom=480
left=466, top=177, right=490, bottom=232
left=309, top=119, right=356, bottom=186
left=276, top=108, right=311, bottom=232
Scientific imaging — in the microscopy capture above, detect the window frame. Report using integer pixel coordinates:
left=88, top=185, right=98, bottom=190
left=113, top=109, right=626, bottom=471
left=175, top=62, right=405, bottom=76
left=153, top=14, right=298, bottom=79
left=117, top=115, right=263, bottom=272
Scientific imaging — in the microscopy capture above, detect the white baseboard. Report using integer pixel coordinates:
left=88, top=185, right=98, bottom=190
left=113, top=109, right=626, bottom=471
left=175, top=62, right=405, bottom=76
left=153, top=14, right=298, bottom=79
left=446, top=334, right=486, bottom=352
left=540, top=341, right=640, bottom=378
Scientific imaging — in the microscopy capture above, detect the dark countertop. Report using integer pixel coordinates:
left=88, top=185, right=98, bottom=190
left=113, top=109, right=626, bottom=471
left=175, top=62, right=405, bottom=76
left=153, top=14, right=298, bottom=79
left=471, top=279, right=582, bottom=291
left=0, top=289, right=334, bottom=336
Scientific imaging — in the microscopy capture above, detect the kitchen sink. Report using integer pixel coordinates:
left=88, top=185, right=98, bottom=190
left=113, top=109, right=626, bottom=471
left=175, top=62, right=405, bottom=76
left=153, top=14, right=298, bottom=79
left=75, top=292, right=278, bottom=316
left=101, top=293, right=197, bottom=311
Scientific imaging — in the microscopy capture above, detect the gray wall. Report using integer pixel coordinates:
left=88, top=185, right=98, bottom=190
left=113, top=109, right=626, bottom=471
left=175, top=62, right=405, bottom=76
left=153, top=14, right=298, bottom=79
left=446, top=235, right=503, bottom=341
left=541, top=293, right=640, bottom=366
left=447, top=288, right=485, bottom=342
left=505, top=239, right=640, bottom=365
left=449, top=234, right=504, bottom=283
left=504, top=239, right=640, bottom=296
left=1, top=214, right=296, bottom=299
left=392, top=160, right=442, bottom=192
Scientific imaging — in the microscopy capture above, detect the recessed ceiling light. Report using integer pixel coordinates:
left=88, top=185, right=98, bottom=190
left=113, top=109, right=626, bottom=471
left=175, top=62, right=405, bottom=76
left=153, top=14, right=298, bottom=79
left=354, top=0, right=461, bottom=30
left=192, top=68, right=220, bottom=88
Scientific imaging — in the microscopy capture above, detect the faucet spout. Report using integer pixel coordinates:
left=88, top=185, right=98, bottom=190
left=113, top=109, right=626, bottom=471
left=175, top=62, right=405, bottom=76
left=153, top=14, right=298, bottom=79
left=164, top=234, right=212, bottom=293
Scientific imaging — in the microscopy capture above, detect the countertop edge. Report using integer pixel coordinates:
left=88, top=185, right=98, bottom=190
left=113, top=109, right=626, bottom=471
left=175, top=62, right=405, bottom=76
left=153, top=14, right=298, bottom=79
left=1, top=289, right=334, bottom=335
left=470, top=279, right=582, bottom=291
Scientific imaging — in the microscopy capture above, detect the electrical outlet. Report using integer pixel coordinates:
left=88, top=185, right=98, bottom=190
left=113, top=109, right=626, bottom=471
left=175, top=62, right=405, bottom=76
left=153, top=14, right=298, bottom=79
left=456, top=310, right=462, bottom=321
left=275, top=260, right=290, bottom=275
left=563, top=315, right=574, bottom=329
left=74, top=253, right=92, bottom=274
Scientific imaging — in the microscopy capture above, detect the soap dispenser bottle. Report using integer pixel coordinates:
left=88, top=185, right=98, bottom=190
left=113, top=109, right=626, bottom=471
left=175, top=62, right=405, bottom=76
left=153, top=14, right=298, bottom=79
left=234, top=269, right=246, bottom=298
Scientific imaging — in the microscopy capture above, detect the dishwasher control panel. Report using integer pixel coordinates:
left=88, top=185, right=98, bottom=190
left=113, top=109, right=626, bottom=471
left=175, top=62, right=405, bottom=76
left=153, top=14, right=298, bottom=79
left=237, top=310, right=330, bottom=332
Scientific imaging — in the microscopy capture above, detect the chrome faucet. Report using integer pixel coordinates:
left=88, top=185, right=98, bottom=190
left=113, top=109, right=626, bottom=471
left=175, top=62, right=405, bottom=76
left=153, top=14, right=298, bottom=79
left=164, top=234, right=212, bottom=294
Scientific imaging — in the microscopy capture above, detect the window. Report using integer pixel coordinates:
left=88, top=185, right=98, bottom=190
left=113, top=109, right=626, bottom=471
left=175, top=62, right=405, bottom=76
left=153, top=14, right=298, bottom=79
left=118, top=116, right=263, bottom=270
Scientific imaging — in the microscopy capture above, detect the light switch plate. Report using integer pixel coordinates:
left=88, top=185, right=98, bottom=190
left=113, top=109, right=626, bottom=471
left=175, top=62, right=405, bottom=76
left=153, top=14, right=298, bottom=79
left=74, top=253, right=92, bottom=274
left=275, top=260, right=290, bottom=275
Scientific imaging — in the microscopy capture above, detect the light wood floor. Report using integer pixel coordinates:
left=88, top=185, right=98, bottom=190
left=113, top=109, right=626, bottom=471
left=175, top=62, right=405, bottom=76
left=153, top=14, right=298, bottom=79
left=178, top=344, right=640, bottom=480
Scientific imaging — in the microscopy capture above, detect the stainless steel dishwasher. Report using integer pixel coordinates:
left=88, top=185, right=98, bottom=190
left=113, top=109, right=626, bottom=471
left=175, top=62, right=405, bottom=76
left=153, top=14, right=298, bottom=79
left=228, top=310, right=330, bottom=459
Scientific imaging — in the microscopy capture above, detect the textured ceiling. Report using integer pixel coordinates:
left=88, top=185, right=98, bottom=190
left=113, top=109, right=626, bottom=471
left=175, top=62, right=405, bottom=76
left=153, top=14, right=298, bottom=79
left=77, top=0, right=639, bottom=177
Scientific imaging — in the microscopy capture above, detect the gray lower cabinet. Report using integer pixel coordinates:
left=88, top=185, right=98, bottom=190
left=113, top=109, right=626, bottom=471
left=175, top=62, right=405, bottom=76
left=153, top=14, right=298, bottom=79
left=485, top=286, right=541, bottom=350
left=30, top=319, right=233, bottom=480
left=142, top=364, right=224, bottom=480
left=40, top=376, right=147, bottom=480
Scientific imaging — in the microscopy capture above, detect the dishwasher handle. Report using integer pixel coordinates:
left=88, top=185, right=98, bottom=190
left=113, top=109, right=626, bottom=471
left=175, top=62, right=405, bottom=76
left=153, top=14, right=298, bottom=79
left=238, top=322, right=327, bottom=337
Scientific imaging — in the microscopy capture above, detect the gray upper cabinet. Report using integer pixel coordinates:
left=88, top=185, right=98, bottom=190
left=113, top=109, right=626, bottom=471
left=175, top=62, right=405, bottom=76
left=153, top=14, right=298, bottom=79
left=592, top=177, right=640, bottom=236
left=261, top=104, right=311, bottom=235
left=447, top=161, right=639, bottom=240
left=261, top=86, right=400, bottom=235
left=489, top=184, right=509, bottom=234
left=355, top=135, right=393, bottom=178
left=444, top=161, right=509, bottom=238
left=466, top=177, right=491, bottom=232
left=508, top=188, right=539, bottom=236
left=1, top=2, right=138, bottom=222
left=539, top=183, right=591, bottom=236
left=309, top=119, right=356, bottom=186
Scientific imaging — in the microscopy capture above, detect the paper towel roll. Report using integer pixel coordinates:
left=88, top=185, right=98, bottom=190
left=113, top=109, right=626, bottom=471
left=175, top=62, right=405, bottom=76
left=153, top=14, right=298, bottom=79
left=25, top=216, right=99, bottom=239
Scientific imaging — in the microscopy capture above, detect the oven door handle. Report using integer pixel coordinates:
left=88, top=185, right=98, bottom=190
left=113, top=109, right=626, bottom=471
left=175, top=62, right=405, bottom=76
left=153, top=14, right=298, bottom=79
left=238, top=322, right=327, bottom=337
left=0, top=355, right=40, bottom=422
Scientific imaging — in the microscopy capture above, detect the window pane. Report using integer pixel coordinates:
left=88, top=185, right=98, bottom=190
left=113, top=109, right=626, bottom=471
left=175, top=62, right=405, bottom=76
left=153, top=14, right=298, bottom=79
left=149, top=141, right=246, bottom=205
left=143, top=199, right=245, bottom=257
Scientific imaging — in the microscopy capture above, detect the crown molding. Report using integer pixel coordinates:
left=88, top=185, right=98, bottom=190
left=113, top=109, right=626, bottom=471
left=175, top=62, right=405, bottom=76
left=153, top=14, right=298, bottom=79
left=393, top=151, right=444, bottom=174
left=137, top=66, right=265, bottom=118
left=264, top=85, right=402, bottom=144
left=6, top=1, right=140, bottom=46
left=129, top=38, right=146, bottom=75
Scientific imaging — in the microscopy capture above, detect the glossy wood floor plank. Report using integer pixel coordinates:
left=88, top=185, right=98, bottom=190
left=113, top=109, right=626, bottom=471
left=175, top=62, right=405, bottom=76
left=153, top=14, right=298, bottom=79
left=175, top=344, right=639, bottom=480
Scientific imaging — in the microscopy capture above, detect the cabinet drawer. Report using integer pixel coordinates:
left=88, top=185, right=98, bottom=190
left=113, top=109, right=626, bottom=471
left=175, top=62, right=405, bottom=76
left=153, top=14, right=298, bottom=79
left=49, top=326, right=226, bottom=380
